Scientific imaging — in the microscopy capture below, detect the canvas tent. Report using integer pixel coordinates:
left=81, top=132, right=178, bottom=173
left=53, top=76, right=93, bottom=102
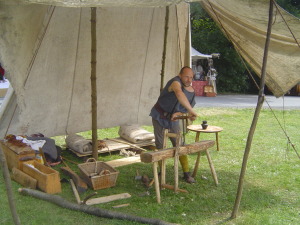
left=0, top=0, right=300, bottom=139
left=0, top=0, right=191, bottom=138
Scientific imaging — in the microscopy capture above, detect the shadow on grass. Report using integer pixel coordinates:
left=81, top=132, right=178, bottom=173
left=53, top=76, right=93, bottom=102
left=110, top=163, right=288, bottom=225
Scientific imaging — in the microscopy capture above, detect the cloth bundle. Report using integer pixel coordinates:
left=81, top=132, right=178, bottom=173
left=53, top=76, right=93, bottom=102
left=65, top=134, right=92, bottom=154
left=118, top=124, right=154, bottom=143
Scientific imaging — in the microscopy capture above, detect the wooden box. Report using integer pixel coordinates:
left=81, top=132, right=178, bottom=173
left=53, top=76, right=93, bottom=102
left=205, top=92, right=217, bottom=97
left=204, top=85, right=214, bottom=93
left=22, top=161, right=61, bottom=194
left=78, top=159, right=119, bottom=190
left=0, top=141, right=35, bottom=170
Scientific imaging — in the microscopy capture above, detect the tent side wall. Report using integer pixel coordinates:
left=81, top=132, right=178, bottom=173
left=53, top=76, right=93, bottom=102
left=0, top=3, right=190, bottom=138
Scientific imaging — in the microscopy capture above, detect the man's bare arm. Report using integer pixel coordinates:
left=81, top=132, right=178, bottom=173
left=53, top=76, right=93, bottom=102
left=169, top=81, right=197, bottom=118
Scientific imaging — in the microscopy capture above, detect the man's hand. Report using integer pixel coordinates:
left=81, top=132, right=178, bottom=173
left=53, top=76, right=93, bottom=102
left=171, top=112, right=198, bottom=121
left=171, top=112, right=183, bottom=121
left=188, top=112, right=197, bottom=121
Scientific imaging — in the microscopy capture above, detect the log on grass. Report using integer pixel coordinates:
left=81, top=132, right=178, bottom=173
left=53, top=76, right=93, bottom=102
left=19, top=188, right=178, bottom=225
left=140, top=140, right=215, bottom=163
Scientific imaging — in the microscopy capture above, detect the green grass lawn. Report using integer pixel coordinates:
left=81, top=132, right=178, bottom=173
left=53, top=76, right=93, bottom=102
left=1, top=108, right=299, bottom=225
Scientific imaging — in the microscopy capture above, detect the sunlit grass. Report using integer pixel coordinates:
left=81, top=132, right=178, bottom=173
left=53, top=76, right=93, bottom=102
left=1, top=108, right=299, bottom=225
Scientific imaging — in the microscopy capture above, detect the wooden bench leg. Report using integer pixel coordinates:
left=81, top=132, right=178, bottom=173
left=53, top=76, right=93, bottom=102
left=192, top=132, right=201, bottom=178
left=174, top=133, right=181, bottom=193
left=205, top=149, right=218, bottom=186
left=192, top=152, right=201, bottom=178
left=153, top=161, right=161, bottom=203
left=216, top=132, right=220, bottom=151
left=161, top=159, right=166, bottom=187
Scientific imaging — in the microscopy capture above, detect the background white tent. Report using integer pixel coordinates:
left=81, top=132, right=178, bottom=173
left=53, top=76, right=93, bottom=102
left=191, top=47, right=212, bottom=59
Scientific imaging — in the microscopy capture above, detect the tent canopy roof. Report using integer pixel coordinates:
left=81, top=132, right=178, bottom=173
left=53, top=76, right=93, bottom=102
left=191, top=47, right=212, bottom=59
left=21, top=0, right=189, bottom=7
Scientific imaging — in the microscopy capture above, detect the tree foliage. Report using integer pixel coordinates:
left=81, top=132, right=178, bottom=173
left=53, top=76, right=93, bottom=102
left=190, top=3, right=255, bottom=94
left=190, top=1, right=300, bottom=94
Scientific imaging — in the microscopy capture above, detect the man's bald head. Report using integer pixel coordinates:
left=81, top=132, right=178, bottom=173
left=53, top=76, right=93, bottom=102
left=179, top=66, right=193, bottom=75
left=179, top=66, right=194, bottom=87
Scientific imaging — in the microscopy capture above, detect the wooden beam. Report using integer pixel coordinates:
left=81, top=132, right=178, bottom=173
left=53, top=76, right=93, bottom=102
left=140, top=140, right=215, bottom=163
left=105, top=155, right=141, bottom=168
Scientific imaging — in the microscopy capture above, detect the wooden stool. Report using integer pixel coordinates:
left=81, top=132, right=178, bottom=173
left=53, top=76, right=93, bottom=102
left=140, top=140, right=215, bottom=203
left=187, top=125, right=223, bottom=185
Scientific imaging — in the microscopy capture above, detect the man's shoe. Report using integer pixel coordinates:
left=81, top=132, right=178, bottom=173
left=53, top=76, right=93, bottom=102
left=183, top=172, right=196, bottom=184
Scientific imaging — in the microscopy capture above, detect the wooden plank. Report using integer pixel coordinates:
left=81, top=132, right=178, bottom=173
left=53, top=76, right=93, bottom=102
left=105, top=155, right=141, bottom=168
left=85, top=193, right=131, bottom=205
left=140, top=140, right=215, bottom=163
left=69, top=137, right=154, bottom=157
left=112, top=203, right=130, bottom=208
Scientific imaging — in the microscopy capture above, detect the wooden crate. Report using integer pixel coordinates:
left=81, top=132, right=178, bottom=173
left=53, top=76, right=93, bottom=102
left=22, top=161, right=61, bottom=194
left=205, top=92, right=217, bottom=97
left=78, top=159, right=119, bottom=190
left=0, top=141, right=35, bottom=170
left=204, top=85, right=214, bottom=93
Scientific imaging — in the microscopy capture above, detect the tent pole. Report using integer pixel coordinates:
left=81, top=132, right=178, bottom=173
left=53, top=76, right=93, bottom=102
left=231, top=0, right=274, bottom=219
left=160, top=6, right=169, bottom=92
left=0, top=145, right=21, bottom=225
left=91, top=7, right=98, bottom=160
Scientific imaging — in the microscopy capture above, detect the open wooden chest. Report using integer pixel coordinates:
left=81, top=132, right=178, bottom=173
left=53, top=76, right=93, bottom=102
left=0, top=140, right=35, bottom=170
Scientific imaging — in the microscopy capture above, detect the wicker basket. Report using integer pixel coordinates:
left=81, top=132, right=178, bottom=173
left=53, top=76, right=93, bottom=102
left=78, top=158, right=119, bottom=190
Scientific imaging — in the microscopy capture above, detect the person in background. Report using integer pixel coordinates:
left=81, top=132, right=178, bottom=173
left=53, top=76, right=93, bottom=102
left=150, top=66, right=198, bottom=183
left=0, top=63, right=5, bottom=82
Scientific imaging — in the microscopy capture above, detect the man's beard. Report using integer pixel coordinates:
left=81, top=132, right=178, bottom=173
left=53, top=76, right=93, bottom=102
left=183, top=83, right=191, bottom=87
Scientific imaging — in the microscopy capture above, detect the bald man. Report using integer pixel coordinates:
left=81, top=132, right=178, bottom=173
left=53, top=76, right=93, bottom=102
left=150, top=66, right=198, bottom=183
